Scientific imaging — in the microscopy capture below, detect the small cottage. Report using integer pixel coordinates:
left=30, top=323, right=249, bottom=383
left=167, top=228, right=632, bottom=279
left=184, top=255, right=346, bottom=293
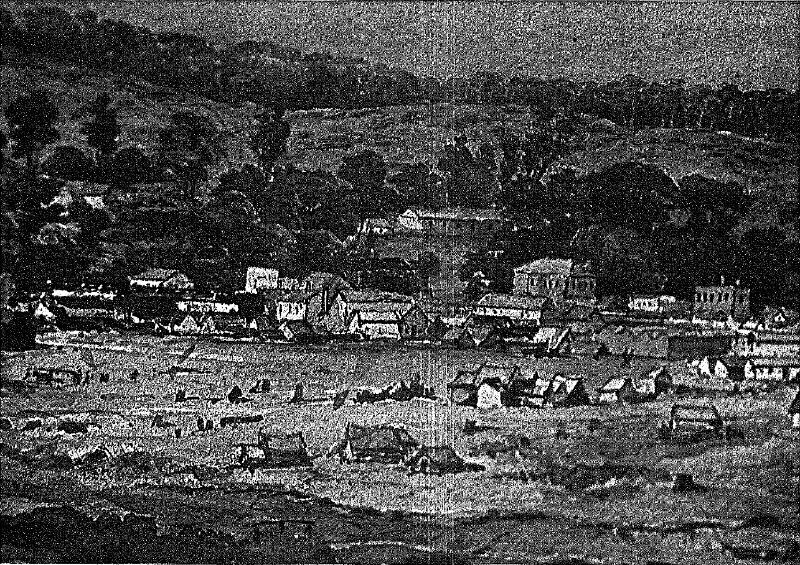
left=347, top=310, right=402, bottom=340
left=598, top=377, right=637, bottom=404
left=173, top=313, right=200, bottom=335
left=276, top=292, right=312, bottom=322
left=634, top=366, right=672, bottom=398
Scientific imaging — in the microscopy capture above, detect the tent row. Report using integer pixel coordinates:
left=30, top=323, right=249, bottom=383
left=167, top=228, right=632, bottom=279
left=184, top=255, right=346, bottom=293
left=236, top=424, right=482, bottom=475
left=448, top=363, right=673, bottom=409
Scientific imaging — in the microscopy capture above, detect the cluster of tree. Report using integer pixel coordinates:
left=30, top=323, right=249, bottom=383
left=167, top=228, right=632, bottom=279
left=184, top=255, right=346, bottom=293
left=2, top=86, right=797, bottom=310
left=0, top=86, right=334, bottom=296
left=458, top=162, right=799, bottom=310
left=3, top=7, right=797, bottom=142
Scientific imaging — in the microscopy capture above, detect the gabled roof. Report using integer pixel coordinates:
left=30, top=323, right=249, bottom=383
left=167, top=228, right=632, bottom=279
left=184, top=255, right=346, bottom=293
left=476, top=363, right=519, bottom=382
left=601, top=377, right=631, bottom=392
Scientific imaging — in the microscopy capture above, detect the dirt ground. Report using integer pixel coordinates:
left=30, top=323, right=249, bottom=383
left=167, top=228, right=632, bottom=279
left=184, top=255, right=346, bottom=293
left=2, top=331, right=799, bottom=563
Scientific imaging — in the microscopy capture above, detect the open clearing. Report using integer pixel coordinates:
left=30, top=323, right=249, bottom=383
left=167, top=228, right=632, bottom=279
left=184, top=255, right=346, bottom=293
left=2, top=332, right=799, bottom=563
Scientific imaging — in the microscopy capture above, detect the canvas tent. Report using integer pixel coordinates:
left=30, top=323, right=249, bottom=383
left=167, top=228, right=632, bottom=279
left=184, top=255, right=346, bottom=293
left=404, top=446, right=484, bottom=474
left=507, top=373, right=589, bottom=408
left=476, top=381, right=504, bottom=409
left=236, top=431, right=312, bottom=468
left=329, top=423, right=419, bottom=463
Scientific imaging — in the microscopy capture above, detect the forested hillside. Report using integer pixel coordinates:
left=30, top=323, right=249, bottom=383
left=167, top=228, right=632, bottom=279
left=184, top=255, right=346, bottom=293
left=1, top=7, right=797, bottom=311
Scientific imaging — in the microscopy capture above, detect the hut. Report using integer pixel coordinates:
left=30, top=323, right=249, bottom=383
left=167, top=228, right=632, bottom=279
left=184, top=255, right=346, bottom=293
left=448, top=369, right=481, bottom=406
left=258, top=430, right=313, bottom=468
left=550, top=376, right=591, bottom=407
left=404, top=446, right=484, bottom=474
left=669, top=403, right=724, bottom=435
left=329, top=423, right=419, bottom=464
left=598, top=377, right=637, bottom=404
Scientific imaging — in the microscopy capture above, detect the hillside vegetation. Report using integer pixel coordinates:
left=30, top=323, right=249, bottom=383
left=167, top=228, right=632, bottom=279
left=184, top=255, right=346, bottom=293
left=1, top=7, right=798, bottom=312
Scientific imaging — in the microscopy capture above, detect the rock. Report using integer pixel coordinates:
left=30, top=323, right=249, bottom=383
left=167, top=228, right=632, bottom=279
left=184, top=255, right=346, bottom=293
left=0, top=417, right=13, bottom=431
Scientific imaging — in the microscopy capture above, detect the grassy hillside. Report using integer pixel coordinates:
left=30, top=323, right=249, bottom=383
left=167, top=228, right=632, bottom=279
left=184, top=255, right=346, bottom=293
left=4, top=50, right=797, bottom=209
left=0, top=52, right=257, bottom=173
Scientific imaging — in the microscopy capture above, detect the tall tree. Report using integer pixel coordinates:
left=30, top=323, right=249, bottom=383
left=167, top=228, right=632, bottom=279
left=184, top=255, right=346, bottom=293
left=158, top=111, right=223, bottom=198
left=4, top=89, right=60, bottom=176
left=337, top=150, right=395, bottom=222
left=249, top=106, right=290, bottom=174
left=81, top=92, right=120, bottom=157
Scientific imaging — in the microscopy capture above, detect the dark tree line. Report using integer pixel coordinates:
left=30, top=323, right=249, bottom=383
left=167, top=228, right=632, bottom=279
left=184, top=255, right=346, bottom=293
left=2, top=7, right=797, bottom=142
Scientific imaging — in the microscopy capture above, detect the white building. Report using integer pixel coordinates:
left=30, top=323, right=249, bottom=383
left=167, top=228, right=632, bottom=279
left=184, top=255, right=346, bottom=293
left=745, top=359, right=800, bottom=382
left=471, top=293, right=546, bottom=323
left=244, top=267, right=278, bottom=293
left=276, top=292, right=311, bottom=322
left=628, top=294, right=676, bottom=314
left=177, top=297, right=239, bottom=314
left=347, top=310, right=402, bottom=340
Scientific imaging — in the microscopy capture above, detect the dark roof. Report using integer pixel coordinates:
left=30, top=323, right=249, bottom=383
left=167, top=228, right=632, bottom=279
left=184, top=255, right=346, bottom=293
left=789, top=390, right=800, bottom=414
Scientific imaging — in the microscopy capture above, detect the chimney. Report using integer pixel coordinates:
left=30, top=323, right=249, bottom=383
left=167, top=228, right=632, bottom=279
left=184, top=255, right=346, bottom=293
left=720, top=275, right=725, bottom=286
left=322, top=289, right=329, bottom=313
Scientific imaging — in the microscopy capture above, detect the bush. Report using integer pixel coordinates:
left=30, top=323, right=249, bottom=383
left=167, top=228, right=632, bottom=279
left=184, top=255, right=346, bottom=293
left=42, top=145, right=95, bottom=181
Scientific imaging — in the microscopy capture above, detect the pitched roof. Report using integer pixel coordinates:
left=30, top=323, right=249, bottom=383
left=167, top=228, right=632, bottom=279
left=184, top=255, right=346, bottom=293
left=132, top=268, right=183, bottom=281
left=601, top=377, right=631, bottom=392
left=340, top=289, right=414, bottom=303
left=409, top=208, right=507, bottom=222
left=476, top=363, right=519, bottom=382
left=351, top=310, right=401, bottom=324
left=748, top=358, right=800, bottom=368
left=514, top=258, right=573, bottom=276
left=476, top=293, right=549, bottom=310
